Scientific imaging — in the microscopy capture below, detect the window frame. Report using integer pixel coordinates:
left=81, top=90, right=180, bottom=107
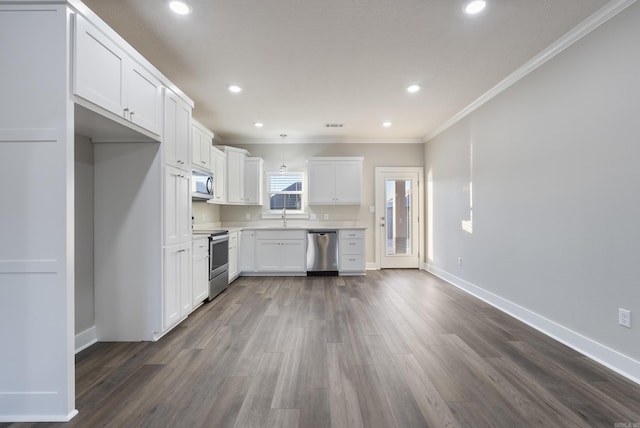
left=262, top=170, right=308, bottom=218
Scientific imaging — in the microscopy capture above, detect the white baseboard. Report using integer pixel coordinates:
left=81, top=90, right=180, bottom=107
left=0, top=409, right=78, bottom=423
left=75, top=326, right=97, bottom=354
left=366, top=262, right=379, bottom=271
left=424, top=264, right=640, bottom=385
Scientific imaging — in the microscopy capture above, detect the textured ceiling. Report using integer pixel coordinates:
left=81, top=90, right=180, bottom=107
left=82, top=0, right=611, bottom=142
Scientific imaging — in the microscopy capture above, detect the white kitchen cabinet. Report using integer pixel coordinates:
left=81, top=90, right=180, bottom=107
left=229, top=231, right=239, bottom=282
left=244, top=157, right=264, bottom=205
left=308, top=158, right=363, bottom=205
left=164, top=242, right=192, bottom=330
left=74, top=14, right=163, bottom=136
left=240, top=230, right=255, bottom=273
left=255, top=230, right=306, bottom=273
left=164, top=165, right=192, bottom=246
left=210, top=146, right=226, bottom=203
left=192, top=236, right=209, bottom=308
left=339, top=229, right=366, bottom=275
left=192, top=119, right=213, bottom=171
left=221, top=146, right=248, bottom=204
left=163, top=88, right=191, bottom=170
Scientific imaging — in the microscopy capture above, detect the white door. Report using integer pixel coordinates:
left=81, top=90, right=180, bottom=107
left=375, top=167, right=423, bottom=269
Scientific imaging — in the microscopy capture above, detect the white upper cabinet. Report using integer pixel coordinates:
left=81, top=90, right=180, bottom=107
left=222, top=146, right=248, bottom=204
left=124, top=64, right=163, bottom=135
left=74, top=14, right=124, bottom=118
left=210, top=146, right=226, bottom=203
left=244, top=157, right=264, bottom=205
left=74, top=14, right=163, bottom=137
left=192, top=119, right=213, bottom=171
left=163, top=89, right=191, bottom=170
left=308, top=157, right=363, bottom=205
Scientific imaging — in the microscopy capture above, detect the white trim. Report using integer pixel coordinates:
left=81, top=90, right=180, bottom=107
left=374, top=167, right=424, bottom=270
left=366, top=262, right=380, bottom=271
left=423, top=0, right=638, bottom=142
left=74, top=326, right=97, bottom=354
left=424, top=264, right=640, bottom=385
left=225, top=137, right=423, bottom=145
left=0, top=409, right=78, bottom=423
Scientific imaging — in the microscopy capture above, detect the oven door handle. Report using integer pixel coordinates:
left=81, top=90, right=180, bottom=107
left=210, top=235, right=229, bottom=243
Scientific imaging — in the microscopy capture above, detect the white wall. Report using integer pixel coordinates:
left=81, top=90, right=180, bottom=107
left=74, top=135, right=94, bottom=336
left=192, top=200, right=220, bottom=225
left=220, top=142, right=425, bottom=265
left=425, top=2, right=640, bottom=380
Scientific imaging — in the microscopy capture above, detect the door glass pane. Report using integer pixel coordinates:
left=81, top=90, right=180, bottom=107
left=386, top=179, right=412, bottom=256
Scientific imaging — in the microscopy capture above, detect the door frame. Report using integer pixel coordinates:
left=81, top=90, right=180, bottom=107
left=374, top=167, right=424, bottom=269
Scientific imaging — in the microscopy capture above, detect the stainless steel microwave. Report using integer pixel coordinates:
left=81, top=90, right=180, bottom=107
left=192, top=170, right=213, bottom=200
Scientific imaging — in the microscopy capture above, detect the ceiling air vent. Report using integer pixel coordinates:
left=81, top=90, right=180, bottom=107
left=325, top=123, right=344, bottom=128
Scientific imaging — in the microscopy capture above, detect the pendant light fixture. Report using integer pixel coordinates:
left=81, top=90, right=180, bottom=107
left=279, top=134, right=288, bottom=175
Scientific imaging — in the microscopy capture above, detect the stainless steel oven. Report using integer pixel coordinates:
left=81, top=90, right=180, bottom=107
left=208, top=230, right=229, bottom=300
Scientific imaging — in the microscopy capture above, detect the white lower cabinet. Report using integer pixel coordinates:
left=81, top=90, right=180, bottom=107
left=192, top=236, right=209, bottom=308
left=240, top=230, right=255, bottom=273
left=255, top=230, right=306, bottom=273
left=339, top=229, right=366, bottom=275
left=229, top=231, right=239, bottom=282
left=164, top=242, right=192, bottom=331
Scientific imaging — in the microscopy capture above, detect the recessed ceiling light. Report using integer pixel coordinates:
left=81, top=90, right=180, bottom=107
left=407, top=84, right=421, bottom=93
left=254, top=122, right=264, bottom=128
left=382, top=121, right=392, bottom=128
left=228, top=85, right=243, bottom=93
left=464, top=0, right=486, bottom=15
left=169, top=1, right=192, bottom=15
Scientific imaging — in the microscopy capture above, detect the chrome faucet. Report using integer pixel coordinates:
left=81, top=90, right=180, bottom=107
left=282, top=207, right=287, bottom=227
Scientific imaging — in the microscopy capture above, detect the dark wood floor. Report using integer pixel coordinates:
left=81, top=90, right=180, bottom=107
left=6, top=270, right=640, bottom=427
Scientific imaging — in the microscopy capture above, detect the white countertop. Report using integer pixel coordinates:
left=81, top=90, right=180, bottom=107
left=193, top=223, right=366, bottom=234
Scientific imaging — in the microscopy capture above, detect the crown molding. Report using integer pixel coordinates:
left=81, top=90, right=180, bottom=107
left=423, top=0, right=637, bottom=143
left=222, top=137, right=424, bottom=145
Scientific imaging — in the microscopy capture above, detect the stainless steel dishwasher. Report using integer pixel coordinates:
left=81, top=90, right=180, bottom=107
left=307, top=230, right=339, bottom=276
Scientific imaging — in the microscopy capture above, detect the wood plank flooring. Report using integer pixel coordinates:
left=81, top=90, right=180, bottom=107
left=5, top=270, right=640, bottom=427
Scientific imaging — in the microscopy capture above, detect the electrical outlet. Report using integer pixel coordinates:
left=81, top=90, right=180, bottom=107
left=457, top=257, right=463, bottom=266
left=619, top=308, right=631, bottom=328
left=323, top=213, right=329, bottom=220
left=245, top=213, right=251, bottom=221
